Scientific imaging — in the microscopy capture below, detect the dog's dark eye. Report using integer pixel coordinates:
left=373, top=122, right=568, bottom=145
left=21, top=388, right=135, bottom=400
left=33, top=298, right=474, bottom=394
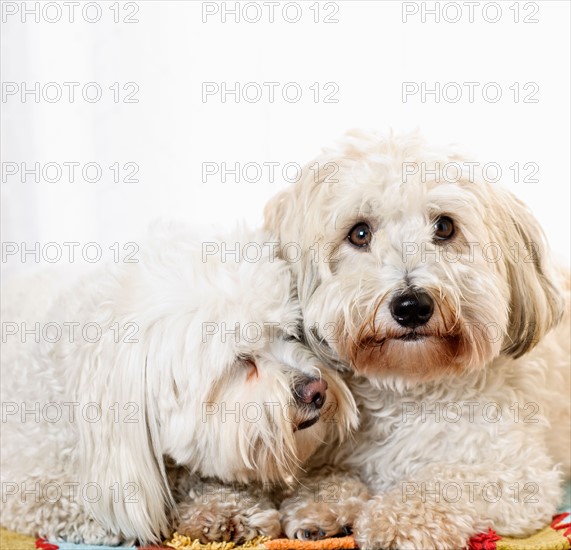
left=433, top=216, right=455, bottom=241
left=348, top=222, right=372, bottom=248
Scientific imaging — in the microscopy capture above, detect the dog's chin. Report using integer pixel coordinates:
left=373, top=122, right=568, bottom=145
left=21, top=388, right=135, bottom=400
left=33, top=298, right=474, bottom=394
left=349, top=332, right=473, bottom=382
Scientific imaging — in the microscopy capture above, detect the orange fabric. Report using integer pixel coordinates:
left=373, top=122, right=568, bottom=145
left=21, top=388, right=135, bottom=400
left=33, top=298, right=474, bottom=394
left=264, top=536, right=357, bottom=549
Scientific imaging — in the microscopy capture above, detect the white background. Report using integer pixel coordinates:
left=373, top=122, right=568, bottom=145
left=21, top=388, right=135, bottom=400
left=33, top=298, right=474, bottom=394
left=2, top=0, right=570, bottom=278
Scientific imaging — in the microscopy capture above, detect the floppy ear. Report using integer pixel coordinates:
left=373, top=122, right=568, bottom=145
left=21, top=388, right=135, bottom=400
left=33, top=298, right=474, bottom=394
left=264, top=183, right=315, bottom=308
left=488, top=188, right=563, bottom=358
left=263, top=187, right=300, bottom=248
left=265, top=181, right=347, bottom=370
left=76, top=332, right=173, bottom=543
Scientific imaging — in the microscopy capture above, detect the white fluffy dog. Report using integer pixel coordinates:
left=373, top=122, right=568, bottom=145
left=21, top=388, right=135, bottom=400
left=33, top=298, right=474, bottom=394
left=264, top=131, right=570, bottom=549
left=0, top=223, right=357, bottom=545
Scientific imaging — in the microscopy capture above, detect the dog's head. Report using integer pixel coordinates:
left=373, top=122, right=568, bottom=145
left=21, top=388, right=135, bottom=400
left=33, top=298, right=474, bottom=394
left=150, top=227, right=357, bottom=483
left=264, top=130, right=563, bottom=385
left=73, top=224, right=356, bottom=542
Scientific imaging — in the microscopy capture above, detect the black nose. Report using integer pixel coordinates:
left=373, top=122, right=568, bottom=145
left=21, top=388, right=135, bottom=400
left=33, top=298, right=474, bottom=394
left=296, top=378, right=328, bottom=409
left=390, top=290, right=434, bottom=328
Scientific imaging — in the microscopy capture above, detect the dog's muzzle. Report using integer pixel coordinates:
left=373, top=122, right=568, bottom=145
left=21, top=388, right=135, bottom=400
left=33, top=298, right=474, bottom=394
left=296, top=377, right=328, bottom=408
left=293, top=377, right=328, bottom=430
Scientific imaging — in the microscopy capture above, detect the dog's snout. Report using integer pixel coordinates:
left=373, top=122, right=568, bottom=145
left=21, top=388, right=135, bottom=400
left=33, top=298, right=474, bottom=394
left=390, top=290, right=434, bottom=328
left=297, top=378, right=328, bottom=409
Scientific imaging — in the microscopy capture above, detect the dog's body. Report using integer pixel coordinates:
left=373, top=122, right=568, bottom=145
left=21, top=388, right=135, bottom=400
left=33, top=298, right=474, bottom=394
left=265, top=131, right=571, bottom=549
left=0, top=223, right=356, bottom=545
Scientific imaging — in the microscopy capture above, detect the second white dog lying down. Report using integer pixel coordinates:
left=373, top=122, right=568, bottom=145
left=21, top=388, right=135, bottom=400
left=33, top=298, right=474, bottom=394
left=0, top=223, right=357, bottom=546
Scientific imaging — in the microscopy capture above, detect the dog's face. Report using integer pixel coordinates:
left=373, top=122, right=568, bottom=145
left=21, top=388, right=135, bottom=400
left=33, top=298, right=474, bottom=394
left=153, top=239, right=357, bottom=483
left=265, top=131, right=562, bottom=385
left=81, top=225, right=356, bottom=483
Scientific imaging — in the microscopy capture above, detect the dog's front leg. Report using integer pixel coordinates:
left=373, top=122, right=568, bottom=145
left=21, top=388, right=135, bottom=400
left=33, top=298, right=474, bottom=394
left=279, top=467, right=370, bottom=540
left=173, top=477, right=281, bottom=543
left=353, top=459, right=563, bottom=550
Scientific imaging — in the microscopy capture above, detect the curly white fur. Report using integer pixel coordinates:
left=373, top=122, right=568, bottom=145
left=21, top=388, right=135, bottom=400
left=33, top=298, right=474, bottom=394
left=264, top=130, right=570, bottom=549
left=0, top=223, right=357, bottom=545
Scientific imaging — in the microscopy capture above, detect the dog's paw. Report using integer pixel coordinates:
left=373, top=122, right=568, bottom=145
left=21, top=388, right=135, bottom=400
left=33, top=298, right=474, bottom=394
left=81, top=525, right=124, bottom=547
left=244, top=506, right=282, bottom=539
left=177, top=501, right=280, bottom=543
left=287, top=503, right=355, bottom=541
left=280, top=476, right=369, bottom=541
left=176, top=502, right=248, bottom=543
left=284, top=502, right=354, bottom=540
left=353, top=494, right=475, bottom=550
